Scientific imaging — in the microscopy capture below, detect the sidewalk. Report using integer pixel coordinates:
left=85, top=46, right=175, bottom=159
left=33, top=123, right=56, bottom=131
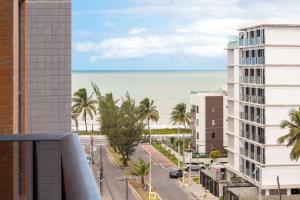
left=185, top=184, right=218, bottom=200
left=140, top=143, right=176, bottom=169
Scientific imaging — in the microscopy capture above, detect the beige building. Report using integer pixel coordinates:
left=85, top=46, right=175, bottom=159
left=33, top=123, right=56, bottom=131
left=0, top=0, right=71, bottom=199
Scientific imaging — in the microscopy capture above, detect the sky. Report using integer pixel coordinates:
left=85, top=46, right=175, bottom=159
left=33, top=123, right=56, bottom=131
left=72, top=0, right=300, bottom=71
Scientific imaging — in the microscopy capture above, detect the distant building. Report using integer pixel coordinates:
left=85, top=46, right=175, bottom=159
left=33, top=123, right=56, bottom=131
left=200, top=163, right=227, bottom=197
left=224, top=20, right=300, bottom=199
left=0, top=0, right=71, bottom=199
left=190, top=91, right=225, bottom=154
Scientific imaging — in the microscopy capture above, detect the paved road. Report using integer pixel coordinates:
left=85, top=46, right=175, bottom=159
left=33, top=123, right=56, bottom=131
left=132, top=146, right=188, bottom=200
left=80, top=135, right=109, bottom=146
left=80, top=136, right=188, bottom=200
left=95, top=146, right=136, bottom=200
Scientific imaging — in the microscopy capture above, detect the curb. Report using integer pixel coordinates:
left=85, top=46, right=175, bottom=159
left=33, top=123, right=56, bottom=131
left=128, top=183, right=143, bottom=200
left=139, top=144, right=167, bottom=169
left=105, top=147, right=122, bottom=169
left=139, top=144, right=173, bottom=170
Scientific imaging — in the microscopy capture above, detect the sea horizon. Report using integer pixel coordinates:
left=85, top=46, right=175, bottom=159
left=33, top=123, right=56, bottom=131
left=72, top=70, right=227, bottom=129
left=72, top=69, right=227, bottom=73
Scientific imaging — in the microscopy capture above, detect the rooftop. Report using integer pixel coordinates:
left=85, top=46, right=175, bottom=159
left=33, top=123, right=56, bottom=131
left=227, top=186, right=258, bottom=198
left=239, top=18, right=300, bottom=31
left=191, top=89, right=224, bottom=96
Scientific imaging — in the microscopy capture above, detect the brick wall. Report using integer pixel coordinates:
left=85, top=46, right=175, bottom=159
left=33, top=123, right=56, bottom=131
left=205, top=96, right=225, bottom=153
left=0, top=0, right=20, bottom=199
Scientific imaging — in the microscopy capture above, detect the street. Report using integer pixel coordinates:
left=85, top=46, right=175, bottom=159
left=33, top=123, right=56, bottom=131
left=132, top=147, right=188, bottom=200
left=80, top=136, right=188, bottom=200
left=93, top=146, right=136, bottom=200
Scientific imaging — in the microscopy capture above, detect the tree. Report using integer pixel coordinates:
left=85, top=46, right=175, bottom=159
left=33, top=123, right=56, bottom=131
left=170, top=136, right=175, bottom=148
left=170, top=103, right=191, bottom=151
left=91, top=81, right=101, bottom=100
left=138, top=98, right=159, bottom=138
left=170, top=103, right=191, bottom=129
left=209, top=149, right=221, bottom=162
left=72, top=88, right=97, bottom=132
left=117, top=94, right=144, bottom=166
left=99, top=93, right=119, bottom=150
left=71, top=111, right=79, bottom=132
left=277, top=108, right=300, bottom=160
left=129, top=158, right=150, bottom=186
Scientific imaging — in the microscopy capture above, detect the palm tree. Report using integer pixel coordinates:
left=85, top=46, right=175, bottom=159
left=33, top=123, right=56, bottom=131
left=91, top=81, right=101, bottom=101
left=170, top=103, right=191, bottom=168
left=277, top=108, right=300, bottom=160
left=72, top=88, right=97, bottom=132
left=129, top=158, right=150, bottom=186
left=170, top=102, right=191, bottom=132
left=138, top=98, right=159, bottom=136
left=71, top=111, right=79, bottom=132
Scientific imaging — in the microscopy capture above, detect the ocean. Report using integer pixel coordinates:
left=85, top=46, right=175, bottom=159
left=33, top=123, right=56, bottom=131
left=72, top=70, right=226, bottom=129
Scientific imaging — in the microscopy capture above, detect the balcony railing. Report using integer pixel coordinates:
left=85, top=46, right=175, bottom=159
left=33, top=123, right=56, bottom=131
left=240, top=129, right=265, bottom=144
left=240, top=57, right=265, bottom=65
left=240, top=112, right=265, bottom=124
left=0, top=133, right=101, bottom=200
left=241, top=95, right=265, bottom=104
left=240, top=76, right=264, bottom=84
left=239, top=37, right=264, bottom=46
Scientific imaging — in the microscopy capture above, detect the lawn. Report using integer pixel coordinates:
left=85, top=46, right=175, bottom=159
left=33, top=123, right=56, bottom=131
left=192, top=177, right=200, bottom=184
left=144, top=128, right=192, bottom=135
left=107, top=146, right=123, bottom=168
left=130, top=180, right=160, bottom=200
left=152, top=143, right=183, bottom=166
left=77, top=128, right=192, bottom=135
left=78, top=130, right=100, bottom=135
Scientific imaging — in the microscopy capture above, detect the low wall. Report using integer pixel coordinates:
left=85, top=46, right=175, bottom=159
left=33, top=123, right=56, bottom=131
left=161, top=143, right=228, bottom=164
left=262, top=195, right=300, bottom=200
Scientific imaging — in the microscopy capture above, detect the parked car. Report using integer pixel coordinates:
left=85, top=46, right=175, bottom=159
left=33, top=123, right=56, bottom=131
left=86, top=154, right=94, bottom=165
left=168, top=168, right=183, bottom=178
left=184, top=162, right=206, bottom=171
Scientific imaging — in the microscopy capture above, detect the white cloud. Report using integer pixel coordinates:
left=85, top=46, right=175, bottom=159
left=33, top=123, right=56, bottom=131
left=73, top=41, right=102, bottom=53
left=89, top=56, right=101, bottom=63
left=129, top=27, right=147, bottom=34
left=73, top=0, right=300, bottom=63
left=174, top=19, right=249, bottom=36
left=73, top=18, right=244, bottom=61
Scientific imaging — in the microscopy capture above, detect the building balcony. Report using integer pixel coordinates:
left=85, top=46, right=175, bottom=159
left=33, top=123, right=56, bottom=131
left=241, top=95, right=265, bottom=104
left=0, top=134, right=101, bottom=200
left=240, top=112, right=265, bottom=124
left=239, top=57, right=265, bottom=65
left=240, top=76, right=264, bottom=84
left=239, top=37, right=264, bottom=47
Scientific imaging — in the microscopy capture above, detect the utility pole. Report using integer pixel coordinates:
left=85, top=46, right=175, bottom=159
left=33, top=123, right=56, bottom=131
left=90, top=127, right=94, bottom=166
left=177, top=127, right=180, bottom=169
left=189, top=151, right=192, bottom=186
left=99, top=145, right=104, bottom=196
left=117, top=177, right=134, bottom=200
left=126, top=178, right=128, bottom=200
left=149, top=128, right=152, bottom=197
left=277, top=176, right=282, bottom=200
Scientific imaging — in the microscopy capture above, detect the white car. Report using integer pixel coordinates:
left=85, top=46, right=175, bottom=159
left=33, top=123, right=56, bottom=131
left=184, top=162, right=206, bottom=171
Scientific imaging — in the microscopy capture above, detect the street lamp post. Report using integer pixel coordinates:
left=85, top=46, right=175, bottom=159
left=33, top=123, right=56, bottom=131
left=149, top=128, right=152, bottom=197
left=177, top=127, right=180, bottom=169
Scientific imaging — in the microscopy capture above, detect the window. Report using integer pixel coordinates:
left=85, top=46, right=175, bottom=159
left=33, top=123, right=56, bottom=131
left=211, top=106, right=215, bottom=112
left=197, top=119, right=199, bottom=126
left=212, top=120, right=215, bottom=126
left=197, top=132, right=199, bottom=140
left=212, top=133, right=215, bottom=138
left=196, top=106, right=199, bottom=113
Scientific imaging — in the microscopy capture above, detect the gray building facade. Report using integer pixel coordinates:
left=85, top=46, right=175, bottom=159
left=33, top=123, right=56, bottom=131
left=26, top=0, right=71, bottom=134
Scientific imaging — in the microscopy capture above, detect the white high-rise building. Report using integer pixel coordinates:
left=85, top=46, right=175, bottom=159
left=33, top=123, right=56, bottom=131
left=225, top=20, right=300, bottom=197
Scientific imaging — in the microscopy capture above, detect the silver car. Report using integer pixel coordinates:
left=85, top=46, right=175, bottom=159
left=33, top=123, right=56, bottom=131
left=185, top=162, right=206, bottom=171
